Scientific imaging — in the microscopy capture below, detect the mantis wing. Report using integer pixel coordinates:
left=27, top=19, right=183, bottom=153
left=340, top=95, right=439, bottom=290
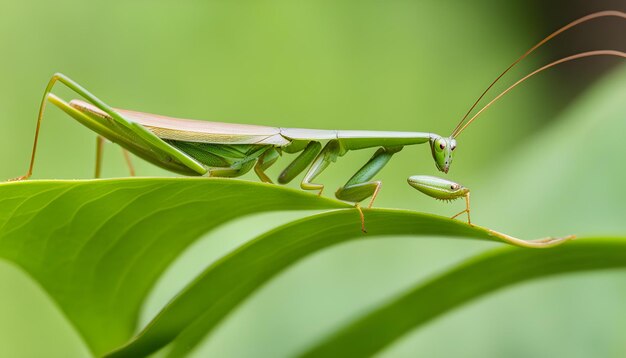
left=71, top=100, right=434, bottom=150
left=70, top=100, right=291, bottom=146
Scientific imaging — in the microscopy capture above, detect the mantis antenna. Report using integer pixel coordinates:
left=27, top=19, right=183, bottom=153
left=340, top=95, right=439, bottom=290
left=450, top=10, right=626, bottom=138
left=452, top=50, right=626, bottom=138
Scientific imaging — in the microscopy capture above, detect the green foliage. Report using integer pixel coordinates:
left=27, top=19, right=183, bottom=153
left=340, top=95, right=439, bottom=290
left=0, top=178, right=623, bottom=357
left=0, top=178, right=503, bottom=357
left=301, top=238, right=626, bottom=357
left=0, top=179, right=345, bottom=356
left=108, top=208, right=501, bottom=358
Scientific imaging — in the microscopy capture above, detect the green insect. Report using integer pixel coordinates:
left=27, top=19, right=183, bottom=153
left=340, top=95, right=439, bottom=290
left=9, top=11, right=625, bottom=233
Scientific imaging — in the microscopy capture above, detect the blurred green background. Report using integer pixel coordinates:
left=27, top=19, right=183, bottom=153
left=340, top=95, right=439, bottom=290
left=1, top=0, right=625, bottom=357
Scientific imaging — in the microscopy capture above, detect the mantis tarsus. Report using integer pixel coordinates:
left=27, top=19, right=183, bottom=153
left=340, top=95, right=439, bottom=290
left=9, top=11, right=626, bottom=238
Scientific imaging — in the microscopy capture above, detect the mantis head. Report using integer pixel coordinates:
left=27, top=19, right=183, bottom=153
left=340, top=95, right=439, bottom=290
left=429, top=135, right=456, bottom=173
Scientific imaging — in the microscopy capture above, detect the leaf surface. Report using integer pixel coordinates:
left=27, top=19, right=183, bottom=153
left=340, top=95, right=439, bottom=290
left=0, top=178, right=531, bottom=357
left=299, top=238, right=626, bottom=357
left=0, top=178, right=347, bottom=355
left=105, top=208, right=551, bottom=357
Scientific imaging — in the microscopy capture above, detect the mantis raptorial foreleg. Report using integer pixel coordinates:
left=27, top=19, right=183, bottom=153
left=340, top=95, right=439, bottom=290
left=95, top=136, right=136, bottom=178
left=335, top=146, right=403, bottom=207
left=335, top=146, right=402, bottom=232
left=295, top=142, right=402, bottom=232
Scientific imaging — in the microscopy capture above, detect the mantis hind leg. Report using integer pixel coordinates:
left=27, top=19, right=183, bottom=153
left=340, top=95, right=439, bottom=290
left=10, top=73, right=205, bottom=181
left=95, top=136, right=136, bottom=178
left=95, top=136, right=104, bottom=178
left=122, top=149, right=136, bottom=177
left=11, top=73, right=136, bottom=181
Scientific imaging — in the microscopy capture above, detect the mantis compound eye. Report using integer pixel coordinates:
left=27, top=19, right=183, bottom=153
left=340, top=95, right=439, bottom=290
left=439, top=142, right=446, bottom=150
left=450, top=143, right=456, bottom=151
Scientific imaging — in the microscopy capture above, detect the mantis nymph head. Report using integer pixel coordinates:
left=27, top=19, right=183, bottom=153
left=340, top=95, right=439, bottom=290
left=429, top=136, right=456, bottom=174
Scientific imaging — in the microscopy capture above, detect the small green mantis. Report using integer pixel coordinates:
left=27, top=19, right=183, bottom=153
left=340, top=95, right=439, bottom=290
left=8, top=11, right=626, bottom=241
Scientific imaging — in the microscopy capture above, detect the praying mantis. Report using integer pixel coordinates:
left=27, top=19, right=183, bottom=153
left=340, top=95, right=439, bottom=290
left=8, top=11, right=626, bottom=240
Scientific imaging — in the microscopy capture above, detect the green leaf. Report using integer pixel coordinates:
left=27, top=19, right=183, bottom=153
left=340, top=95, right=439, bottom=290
left=106, top=208, right=561, bottom=358
left=0, top=178, right=347, bottom=356
left=0, top=178, right=547, bottom=357
left=299, top=238, right=626, bottom=357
